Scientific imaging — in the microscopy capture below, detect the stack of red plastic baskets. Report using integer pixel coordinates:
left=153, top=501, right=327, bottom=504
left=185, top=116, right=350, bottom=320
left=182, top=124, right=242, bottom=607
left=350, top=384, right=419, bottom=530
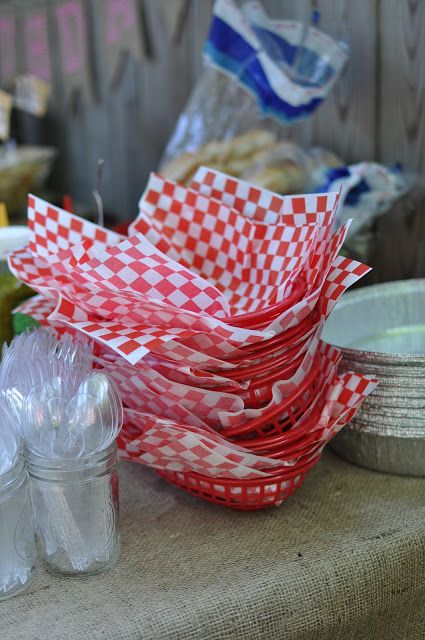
left=109, top=169, right=375, bottom=509
left=9, top=167, right=377, bottom=510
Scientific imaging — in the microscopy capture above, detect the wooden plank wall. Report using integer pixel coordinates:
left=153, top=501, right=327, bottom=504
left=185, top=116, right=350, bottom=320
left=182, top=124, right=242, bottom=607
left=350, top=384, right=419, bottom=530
left=2, top=0, right=425, bottom=223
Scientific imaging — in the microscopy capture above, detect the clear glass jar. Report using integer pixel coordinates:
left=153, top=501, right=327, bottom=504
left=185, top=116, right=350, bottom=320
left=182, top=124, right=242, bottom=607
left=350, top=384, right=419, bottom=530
left=26, top=442, right=120, bottom=575
left=0, top=455, right=36, bottom=600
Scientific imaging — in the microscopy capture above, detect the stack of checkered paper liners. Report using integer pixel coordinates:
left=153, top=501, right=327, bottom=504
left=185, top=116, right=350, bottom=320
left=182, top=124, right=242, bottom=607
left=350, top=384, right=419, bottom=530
left=10, top=167, right=377, bottom=510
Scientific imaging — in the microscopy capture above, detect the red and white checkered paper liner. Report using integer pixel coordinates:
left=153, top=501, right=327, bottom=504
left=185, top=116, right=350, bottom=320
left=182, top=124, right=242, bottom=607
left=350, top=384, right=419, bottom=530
left=8, top=249, right=268, bottom=367
left=27, top=194, right=125, bottom=262
left=9, top=242, right=367, bottom=368
left=96, top=351, right=244, bottom=425
left=13, top=296, right=247, bottom=394
left=93, top=322, right=322, bottom=429
left=10, top=278, right=266, bottom=369
left=118, top=369, right=378, bottom=479
left=119, top=411, right=282, bottom=478
left=190, top=167, right=339, bottom=226
left=9, top=186, right=369, bottom=366
left=50, top=298, right=245, bottom=368
left=101, top=349, right=247, bottom=390
left=132, top=174, right=320, bottom=313
left=189, top=167, right=366, bottom=318
left=190, top=167, right=341, bottom=288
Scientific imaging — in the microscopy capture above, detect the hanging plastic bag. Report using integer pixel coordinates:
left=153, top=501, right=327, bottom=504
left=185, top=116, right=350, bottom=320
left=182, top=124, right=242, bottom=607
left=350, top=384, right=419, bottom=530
left=160, top=0, right=348, bottom=187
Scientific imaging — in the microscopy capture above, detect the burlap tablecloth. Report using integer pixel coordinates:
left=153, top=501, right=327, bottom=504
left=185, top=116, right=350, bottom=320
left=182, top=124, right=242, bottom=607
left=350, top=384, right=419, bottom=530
left=2, top=450, right=425, bottom=640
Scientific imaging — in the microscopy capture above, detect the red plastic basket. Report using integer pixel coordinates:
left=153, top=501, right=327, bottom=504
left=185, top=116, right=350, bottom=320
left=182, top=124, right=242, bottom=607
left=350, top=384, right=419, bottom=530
left=223, top=278, right=306, bottom=329
left=230, top=354, right=305, bottom=407
left=225, top=350, right=304, bottom=383
left=163, top=340, right=309, bottom=406
left=220, top=358, right=321, bottom=439
left=157, top=454, right=320, bottom=510
left=234, top=405, right=322, bottom=453
left=223, top=313, right=317, bottom=365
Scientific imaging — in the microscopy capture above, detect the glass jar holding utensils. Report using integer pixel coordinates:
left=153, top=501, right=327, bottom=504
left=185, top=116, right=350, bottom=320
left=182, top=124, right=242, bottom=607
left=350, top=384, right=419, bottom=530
left=0, top=400, right=36, bottom=600
left=0, top=330, right=123, bottom=589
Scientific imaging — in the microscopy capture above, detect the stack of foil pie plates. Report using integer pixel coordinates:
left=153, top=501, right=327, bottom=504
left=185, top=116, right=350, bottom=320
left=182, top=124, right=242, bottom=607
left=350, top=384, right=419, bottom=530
left=322, top=279, right=425, bottom=476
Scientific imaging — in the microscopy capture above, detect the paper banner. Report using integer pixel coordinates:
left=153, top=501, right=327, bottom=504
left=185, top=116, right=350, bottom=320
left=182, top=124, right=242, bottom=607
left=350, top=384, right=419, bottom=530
left=99, top=0, right=149, bottom=88
left=158, top=0, right=190, bottom=44
left=55, top=0, right=94, bottom=106
left=23, top=5, right=52, bottom=82
left=0, top=90, right=13, bottom=141
left=0, top=8, right=17, bottom=86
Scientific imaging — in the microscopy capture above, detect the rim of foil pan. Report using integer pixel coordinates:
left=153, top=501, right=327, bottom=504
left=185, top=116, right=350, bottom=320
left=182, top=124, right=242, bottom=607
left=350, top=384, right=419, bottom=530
left=331, top=423, right=425, bottom=476
left=324, top=279, right=425, bottom=477
left=322, top=279, right=425, bottom=363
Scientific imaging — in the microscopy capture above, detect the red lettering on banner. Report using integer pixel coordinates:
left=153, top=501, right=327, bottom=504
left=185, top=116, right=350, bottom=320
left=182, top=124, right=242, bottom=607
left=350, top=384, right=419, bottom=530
left=106, top=0, right=136, bottom=45
left=56, top=1, right=86, bottom=75
left=25, top=14, right=51, bottom=81
left=0, top=17, right=16, bottom=82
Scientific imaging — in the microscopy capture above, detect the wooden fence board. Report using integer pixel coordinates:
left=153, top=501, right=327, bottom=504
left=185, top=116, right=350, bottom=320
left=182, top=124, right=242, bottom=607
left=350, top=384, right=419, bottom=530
left=309, top=0, right=377, bottom=163
left=379, top=0, right=425, bottom=174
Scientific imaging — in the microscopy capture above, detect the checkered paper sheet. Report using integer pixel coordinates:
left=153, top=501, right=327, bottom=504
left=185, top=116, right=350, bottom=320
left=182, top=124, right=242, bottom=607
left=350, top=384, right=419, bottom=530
left=119, top=411, right=283, bottom=479
left=190, top=167, right=341, bottom=288
left=9, top=186, right=369, bottom=366
left=190, top=167, right=340, bottom=226
left=28, top=194, right=125, bottom=262
left=8, top=246, right=75, bottom=300
left=107, top=362, right=211, bottom=430
left=29, top=188, right=315, bottom=317
left=9, top=244, right=274, bottom=353
left=95, top=325, right=323, bottom=430
left=8, top=247, right=366, bottom=370
left=12, top=295, right=244, bottom=394
left=116, top=350, right=247, bottom=390
left=51, top=297, right=246, bottom=367
left=8, top=249, right=272, bottom=368
left=118, top=369, right=378, bottom=479
left=189, top=168, right=362, bottom=309
left=97, top=351, right=245, bottom=425
left=133, top=174, right=320, bottom=313
left=10, top=247, right=223, bottom=365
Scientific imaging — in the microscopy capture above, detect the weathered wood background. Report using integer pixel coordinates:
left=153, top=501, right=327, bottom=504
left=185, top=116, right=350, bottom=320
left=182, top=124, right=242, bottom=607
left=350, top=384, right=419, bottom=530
left=2, top=0, right=425, bottom=226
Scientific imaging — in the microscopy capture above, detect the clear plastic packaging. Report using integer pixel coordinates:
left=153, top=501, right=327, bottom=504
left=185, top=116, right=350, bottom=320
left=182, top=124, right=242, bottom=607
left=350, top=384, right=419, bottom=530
left=160, top=0, right=348, bottom=187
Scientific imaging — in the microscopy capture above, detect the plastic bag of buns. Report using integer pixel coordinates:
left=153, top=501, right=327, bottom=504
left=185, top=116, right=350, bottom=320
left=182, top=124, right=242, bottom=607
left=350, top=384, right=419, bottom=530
left=160, top=0, right=348, bottom=194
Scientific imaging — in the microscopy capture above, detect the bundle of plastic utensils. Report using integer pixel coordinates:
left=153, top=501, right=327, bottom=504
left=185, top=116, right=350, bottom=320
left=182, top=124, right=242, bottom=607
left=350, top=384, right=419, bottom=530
left=1, top=330, right=122, bottom=458
left=10, top=167, right=377, bottom=509
left=0, top=330, right=122, bottom=574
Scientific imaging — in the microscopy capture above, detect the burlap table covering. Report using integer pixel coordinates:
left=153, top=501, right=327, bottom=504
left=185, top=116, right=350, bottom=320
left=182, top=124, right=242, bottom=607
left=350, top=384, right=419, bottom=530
left=2, top=450, right=424, bottom=640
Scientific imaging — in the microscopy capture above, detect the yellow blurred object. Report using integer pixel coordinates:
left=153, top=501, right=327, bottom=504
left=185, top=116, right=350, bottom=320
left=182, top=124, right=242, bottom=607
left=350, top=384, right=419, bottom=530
left=0, top=89, right=13, bottom=141
left=0, top=203, right=9, bottom=227
left=0, top=146, right=56, bottom=216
